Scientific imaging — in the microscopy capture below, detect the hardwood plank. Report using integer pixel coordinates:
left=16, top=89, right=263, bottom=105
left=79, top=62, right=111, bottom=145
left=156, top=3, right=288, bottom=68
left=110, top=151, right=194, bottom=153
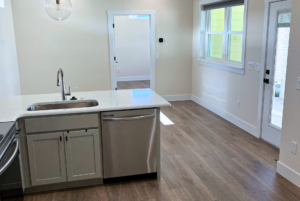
left=117, top=81, right=150, bottom=90
left=166, top=155, right=217, bottom=201
left=171, top=188, right=194, bottom=201
left=143, top=179, right=178, bottom=201
left=188, top=162, right=241, bottom=201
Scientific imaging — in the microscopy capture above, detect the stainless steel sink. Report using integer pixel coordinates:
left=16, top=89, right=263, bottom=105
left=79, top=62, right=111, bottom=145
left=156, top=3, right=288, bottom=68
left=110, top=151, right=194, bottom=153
left=26, top=100, right=99, bottom=111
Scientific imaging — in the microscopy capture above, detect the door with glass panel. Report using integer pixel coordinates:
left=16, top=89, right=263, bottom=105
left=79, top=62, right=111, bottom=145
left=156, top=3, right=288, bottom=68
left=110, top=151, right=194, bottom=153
left=262, top=0, right=292, bottom=148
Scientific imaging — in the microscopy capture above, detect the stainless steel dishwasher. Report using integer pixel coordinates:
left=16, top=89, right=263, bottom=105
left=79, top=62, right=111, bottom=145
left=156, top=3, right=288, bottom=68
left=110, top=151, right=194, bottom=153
left=101, top=109, right=157, bottom=179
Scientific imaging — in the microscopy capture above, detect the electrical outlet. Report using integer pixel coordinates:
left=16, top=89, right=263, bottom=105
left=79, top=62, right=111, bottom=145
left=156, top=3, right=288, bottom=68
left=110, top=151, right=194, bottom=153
left=237, top=100, right=240, bottom=108
left=156, top=53, right=159, bottom=60
left=254, top=62, right=262, bottom=71
left=0, top=39, right=5, bottom=45
left=116, top=68, right=120, bottom=73
left=74, top=87, right=79, bottom=92
left=291, top=141, right=297, bottom=154
left=248, top=62, right=254, bottom=70
left=296, top=77, right=300, bottom=90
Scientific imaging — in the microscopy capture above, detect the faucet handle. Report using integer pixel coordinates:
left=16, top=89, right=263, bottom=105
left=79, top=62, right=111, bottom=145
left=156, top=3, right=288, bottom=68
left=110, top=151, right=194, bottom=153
left=65, top=86, right=71, bottom=96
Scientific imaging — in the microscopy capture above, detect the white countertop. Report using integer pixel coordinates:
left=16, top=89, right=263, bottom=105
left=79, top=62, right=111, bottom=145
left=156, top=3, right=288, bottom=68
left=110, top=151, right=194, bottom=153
left=0, top=89, right=171, bottom=122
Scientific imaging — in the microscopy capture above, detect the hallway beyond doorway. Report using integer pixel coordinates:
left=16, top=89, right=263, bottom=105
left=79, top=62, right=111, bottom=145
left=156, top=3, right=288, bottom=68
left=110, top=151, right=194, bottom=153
left=117, top=80, right=150, bottom=90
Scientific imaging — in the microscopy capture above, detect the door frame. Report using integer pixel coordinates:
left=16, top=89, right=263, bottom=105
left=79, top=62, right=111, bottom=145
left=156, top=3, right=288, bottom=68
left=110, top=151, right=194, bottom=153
left=107, top=10, right=156, bottom=91
left=257, top=0, right=292, bottom=139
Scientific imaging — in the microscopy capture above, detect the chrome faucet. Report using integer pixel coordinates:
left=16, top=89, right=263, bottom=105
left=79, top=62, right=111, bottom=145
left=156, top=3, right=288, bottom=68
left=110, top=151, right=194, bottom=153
left=57, top=68, right=71, bottom=101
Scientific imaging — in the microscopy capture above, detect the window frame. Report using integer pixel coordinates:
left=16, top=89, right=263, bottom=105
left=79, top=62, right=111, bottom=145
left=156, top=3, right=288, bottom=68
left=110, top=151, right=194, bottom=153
left=198, top=0, right=248, bottom=74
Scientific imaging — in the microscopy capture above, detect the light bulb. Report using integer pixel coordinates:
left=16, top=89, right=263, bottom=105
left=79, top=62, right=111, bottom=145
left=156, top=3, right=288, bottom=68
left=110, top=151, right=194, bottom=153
left=45, top=0, right=72, bottom=21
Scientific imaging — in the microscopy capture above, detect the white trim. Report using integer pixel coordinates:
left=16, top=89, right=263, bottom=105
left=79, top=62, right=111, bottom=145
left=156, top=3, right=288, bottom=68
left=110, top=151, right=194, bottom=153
left=161, top=93, right=260, bottom=137
left=198, top=0, right=248, bottom=74
left=107, top=11, right=156, bottom=91
left=116, top=76, right=150, bottom=82
left=277, top=161, right=300, bottom=188
left=257, top=0, right=290, bottom=139
left=107, top=10, right=156, bottom=15
left=191, top=95, right=259, bottom=138
left=241, top=0, right=248, bottom=71
left=162, top=95, right=192, bottom=102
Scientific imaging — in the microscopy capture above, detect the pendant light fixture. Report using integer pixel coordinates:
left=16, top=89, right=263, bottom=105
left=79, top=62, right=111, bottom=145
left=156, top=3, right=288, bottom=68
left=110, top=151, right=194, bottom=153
left=45, top=0, right=72, bottom=21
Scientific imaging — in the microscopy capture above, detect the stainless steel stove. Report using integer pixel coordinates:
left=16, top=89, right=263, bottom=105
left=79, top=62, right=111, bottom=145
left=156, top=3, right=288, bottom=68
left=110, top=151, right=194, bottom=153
left=0, top=122, right=17, bottom=168
left=0, top=122, right=22, bottom=198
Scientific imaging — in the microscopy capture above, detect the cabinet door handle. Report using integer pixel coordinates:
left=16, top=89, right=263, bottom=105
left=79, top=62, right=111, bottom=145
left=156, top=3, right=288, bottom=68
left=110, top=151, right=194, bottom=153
left=66, top=136, right=68, bottom=141
left=60, top=136, right=62, bottom=141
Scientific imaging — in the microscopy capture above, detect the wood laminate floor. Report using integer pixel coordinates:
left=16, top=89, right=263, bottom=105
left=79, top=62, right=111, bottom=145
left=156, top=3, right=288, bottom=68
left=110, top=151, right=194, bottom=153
left=4, top=101, right=300, bottom=201
left=117, top=80, right=150, bottom=90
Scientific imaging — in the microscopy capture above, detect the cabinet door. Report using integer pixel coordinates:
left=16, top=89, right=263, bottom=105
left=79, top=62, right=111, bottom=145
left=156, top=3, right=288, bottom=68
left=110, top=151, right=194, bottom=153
left=26, top=133, right=67, bottom=186
left=64, top=129, right=102, bottom=181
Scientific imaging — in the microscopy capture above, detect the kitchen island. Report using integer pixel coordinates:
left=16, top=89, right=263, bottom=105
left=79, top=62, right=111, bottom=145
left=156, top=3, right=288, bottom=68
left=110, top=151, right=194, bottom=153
left=0, top=89, right=170, bottom=195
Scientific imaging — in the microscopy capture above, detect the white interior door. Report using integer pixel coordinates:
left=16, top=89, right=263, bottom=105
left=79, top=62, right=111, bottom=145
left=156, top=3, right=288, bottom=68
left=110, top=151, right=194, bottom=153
left=261, top=0, right=292, bottom=148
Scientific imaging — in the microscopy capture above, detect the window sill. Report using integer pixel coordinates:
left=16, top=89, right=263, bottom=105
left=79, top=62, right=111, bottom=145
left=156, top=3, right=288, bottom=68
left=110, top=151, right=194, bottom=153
left=197, top=59, right=245, bottom=74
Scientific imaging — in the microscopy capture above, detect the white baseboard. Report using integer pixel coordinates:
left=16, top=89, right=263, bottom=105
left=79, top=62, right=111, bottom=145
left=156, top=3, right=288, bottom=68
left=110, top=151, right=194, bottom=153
left=162, top=94, right=192, bottom=102
left=117, top=76, right=150, bottom=82
left=277, top=161, right=300, bottom=188
left=160, top=94, right=259, bottom=138
left=191, top=95, right=259, bottom=138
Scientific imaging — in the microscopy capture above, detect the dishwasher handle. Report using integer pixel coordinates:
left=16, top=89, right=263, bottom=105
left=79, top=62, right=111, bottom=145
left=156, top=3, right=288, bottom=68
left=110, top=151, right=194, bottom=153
left=103, top=114, right=155, bottom=122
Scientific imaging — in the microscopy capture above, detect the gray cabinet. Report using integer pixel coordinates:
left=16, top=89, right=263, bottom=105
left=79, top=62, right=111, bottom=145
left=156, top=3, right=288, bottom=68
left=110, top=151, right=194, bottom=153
left=26, top=130, right=102, bottom=186
left=65, top=130, right=102, bottom=181
left=27, top=133, right=67, bottom=186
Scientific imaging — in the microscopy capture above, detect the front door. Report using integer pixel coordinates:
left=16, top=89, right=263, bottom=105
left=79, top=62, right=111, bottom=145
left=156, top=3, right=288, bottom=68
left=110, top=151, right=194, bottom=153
left=261, top=0, right=292, bottom=148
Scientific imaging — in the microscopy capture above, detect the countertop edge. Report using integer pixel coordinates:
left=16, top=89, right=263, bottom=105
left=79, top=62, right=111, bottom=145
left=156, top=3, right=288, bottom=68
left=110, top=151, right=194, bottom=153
left=12, top=103, right=171, bottom=121
left=0, top=89, right=172, bottom=122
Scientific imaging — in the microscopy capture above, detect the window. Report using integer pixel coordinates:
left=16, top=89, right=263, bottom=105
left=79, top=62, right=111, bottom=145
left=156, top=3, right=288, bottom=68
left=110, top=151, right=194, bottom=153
left=199, top=0, right=247, bottom=74
left=0, top=0, right=4, bottom=8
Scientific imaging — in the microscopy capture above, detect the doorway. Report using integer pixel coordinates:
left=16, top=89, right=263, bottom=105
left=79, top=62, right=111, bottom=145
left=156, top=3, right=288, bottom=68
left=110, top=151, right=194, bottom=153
left=115, top=15, right=150, bottom=90
left=261, top=0, right=292, bottom=148
left=107, top=11, right=156, bottom=91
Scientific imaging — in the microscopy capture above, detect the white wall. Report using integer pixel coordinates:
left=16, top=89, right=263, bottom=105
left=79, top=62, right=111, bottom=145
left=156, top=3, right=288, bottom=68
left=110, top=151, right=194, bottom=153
left=115, top=16, right=150, bottom=80
left=0, top=0, right=21, bottom=97
left=278, top=0, right=300, bottom=187
left=11, top=0, right=193, bottom=96
left=192, top=0, right=264, bottom=131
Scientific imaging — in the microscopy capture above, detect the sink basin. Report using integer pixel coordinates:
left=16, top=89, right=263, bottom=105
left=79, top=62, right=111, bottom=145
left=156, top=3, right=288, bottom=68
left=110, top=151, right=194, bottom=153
left=26, top=100, right=99, bottom=111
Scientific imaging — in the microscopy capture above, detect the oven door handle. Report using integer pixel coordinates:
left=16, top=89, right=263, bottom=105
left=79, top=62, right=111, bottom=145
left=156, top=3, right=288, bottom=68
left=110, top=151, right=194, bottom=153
left=0, top=138, right=19, bottom=176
